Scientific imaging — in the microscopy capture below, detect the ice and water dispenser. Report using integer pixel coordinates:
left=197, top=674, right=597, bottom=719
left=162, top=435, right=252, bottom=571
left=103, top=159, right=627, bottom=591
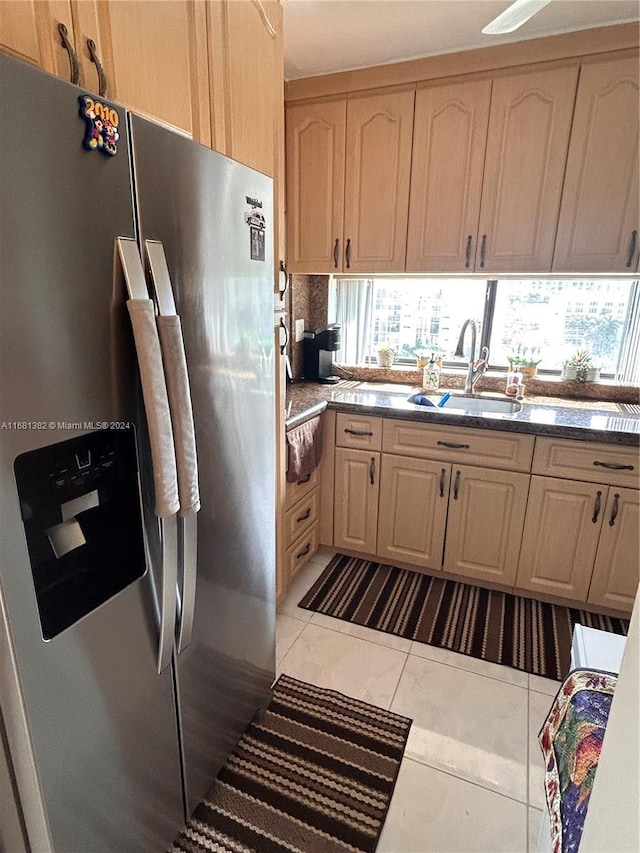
left=14, top=430, right=147, bottom=640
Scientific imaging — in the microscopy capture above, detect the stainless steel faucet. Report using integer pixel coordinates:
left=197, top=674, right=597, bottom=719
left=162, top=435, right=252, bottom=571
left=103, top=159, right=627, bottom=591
left=454, top=319, right=489, bottom=394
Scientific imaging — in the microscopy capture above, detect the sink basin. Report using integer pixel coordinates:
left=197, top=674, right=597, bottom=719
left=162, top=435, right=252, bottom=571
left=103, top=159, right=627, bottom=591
left=407, top=393, right=522, bottom=415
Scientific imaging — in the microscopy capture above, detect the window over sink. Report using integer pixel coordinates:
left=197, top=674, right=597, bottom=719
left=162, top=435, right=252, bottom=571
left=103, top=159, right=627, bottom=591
left=328, top=277, right=640, bottom=382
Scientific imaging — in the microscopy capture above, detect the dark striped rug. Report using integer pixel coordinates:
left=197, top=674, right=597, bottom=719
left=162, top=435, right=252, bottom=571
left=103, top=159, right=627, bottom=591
left=170, top=674, right=411, bottom=853
left=299, top=554, right=630, bottom=681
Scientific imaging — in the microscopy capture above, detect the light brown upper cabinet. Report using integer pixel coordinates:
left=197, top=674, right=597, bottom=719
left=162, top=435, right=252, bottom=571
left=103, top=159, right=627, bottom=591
left=286, top=99, right=346, bottom=273
left=286, top=88, right=415, bottom=273
left=69, top=1, right=211, bottom=144
left=406, top=78, right=491, bottom=272
left=0, top=1, right=77, bottom=82
left=211, top=0, right=282, bottom=176
left=553, top=53, right=640, bottom=272
left=476, top=64, right=578, bottom=272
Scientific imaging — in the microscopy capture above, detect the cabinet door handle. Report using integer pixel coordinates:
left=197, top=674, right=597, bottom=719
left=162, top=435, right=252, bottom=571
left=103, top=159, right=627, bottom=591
left=453, top=470, right=461, bottom=500
left=58, top=23, right=80, bottom=86
left=87, top=38, right=107, bottom=97
left=479, top=234, right=487, bottom=269
left=296, top=508, right=311, bottom=523
left=345, top=238, right=352, bottom=269
left=437, top=440, right=470, bottom=449
left=464, top=235, right=472, bottom=269
left=609, top=493, right=620, bottom=526
left=592, top=490, right=602, bottom=523
left=333, top=238, right=339, bottom=269
left=296, top=543, right=311, bottom=559
left=593, top=460, right=634, bottom=471
left=439, top=467, right=446, bottom=498
left=626, top=230, right=638, bottom=268
left=369, top=456, right=375, bottom=485
left=279, top=316, right=289, bottom=355
left=345, top=428, right=373, bottom=436
left=278, top=259, right=289, bottom=299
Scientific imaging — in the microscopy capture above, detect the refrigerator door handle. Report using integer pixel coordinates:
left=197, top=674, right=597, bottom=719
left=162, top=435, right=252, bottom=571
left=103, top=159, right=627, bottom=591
left=116, top=237, right=180, bottom=673
left=144, top=239, right=200, bottom=653
left=158, top=516, right=178, bottom=673
left=178, top=513, right=198, bottom=652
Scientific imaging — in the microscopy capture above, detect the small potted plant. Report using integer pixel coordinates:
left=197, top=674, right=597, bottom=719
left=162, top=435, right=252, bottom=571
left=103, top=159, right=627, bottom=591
left=376, top=344, right=396, bottom=369
left=508, top=346, right=542, bottom=378
left=562, top=349, right=597, bottom=382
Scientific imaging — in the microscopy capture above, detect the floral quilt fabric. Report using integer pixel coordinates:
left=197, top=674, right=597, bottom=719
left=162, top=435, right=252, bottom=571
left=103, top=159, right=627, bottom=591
left=538, top=668, right=617, bottom=853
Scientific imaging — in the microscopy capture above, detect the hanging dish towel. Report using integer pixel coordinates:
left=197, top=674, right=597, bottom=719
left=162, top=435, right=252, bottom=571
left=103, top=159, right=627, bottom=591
left=286, top=416, right=323, bottom=483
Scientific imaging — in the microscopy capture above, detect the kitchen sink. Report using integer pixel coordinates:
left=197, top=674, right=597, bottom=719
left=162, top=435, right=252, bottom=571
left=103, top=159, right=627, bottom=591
left=407, top=392, right=522, bottom=415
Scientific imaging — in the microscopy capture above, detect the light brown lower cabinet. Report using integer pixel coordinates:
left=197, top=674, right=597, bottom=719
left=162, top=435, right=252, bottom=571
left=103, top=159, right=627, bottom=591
left=443, top=465, right=530, bottom=587
left=588, top=487, right=640, bottom=612
left=376, top=455, right=450, bottom=571
left=515, top=476, right=639, bottom=607
left=334, top=447, right=380, bottom=554
left=329, top=417, right=637, bottom=614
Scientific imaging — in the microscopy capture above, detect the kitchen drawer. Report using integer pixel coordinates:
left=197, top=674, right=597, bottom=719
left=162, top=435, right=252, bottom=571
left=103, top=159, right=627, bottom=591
left=285, top=466, right=320, bottom=509
left=284, top=487, right=319, bottom=549
left=382, top=420, right=534, bottom=472
left=335, top=413, right=383, bottom=451
left=533, top=437, right=639, bottom=488
left=285, top=523, right=319, bottom=581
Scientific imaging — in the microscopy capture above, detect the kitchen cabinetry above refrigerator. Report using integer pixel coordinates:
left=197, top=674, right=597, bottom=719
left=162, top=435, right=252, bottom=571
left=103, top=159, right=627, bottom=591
left=0, top=0, right=284, bottom=178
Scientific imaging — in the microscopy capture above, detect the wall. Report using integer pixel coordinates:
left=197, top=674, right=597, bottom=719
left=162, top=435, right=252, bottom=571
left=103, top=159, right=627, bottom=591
left=289, top=275, right=329, bottom=379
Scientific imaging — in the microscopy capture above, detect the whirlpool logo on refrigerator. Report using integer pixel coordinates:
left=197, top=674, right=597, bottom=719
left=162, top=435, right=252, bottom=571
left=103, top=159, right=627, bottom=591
left=245, top=196, right=265, bottom=261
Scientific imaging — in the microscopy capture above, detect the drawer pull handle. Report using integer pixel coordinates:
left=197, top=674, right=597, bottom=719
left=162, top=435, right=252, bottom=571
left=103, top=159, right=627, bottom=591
left=437, top=440, right=470, bottom=449
left=345, top=238, right=352, bottom=269
left=592, top=490, right=602, bottom=523
left=369, top=456, right=375, bottom=486
left=464, top=235, right=472, bottom=269
left=479, top=234, right=487, bottom=269
left=453, top=470, right=461, bottom=500
left=296, top=543, right=311, bottom=559
left=609, top=493, right=620, bottom=526
left=439, top=467, right=446, bottom=498
left=593, top=460, right=634, bottom=471
left=296, top=508, right=311, bottom=522
left=333, top=238, right=339, bottom=269
left=297, top=474, right=312, bottom=485
left=345, top=428, right=373, bottom=436
left=626, top=230, right=638, bottom=268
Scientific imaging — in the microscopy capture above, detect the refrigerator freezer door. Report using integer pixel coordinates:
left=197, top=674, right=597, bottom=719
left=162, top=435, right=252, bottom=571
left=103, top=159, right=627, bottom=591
left=0, top=54, right=184, bottom=850
left=130, top=115, right=276, bottom=814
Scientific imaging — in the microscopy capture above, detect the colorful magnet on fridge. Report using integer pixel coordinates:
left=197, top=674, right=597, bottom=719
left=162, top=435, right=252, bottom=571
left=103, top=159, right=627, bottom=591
left=79, top=95, right=120, bottom=157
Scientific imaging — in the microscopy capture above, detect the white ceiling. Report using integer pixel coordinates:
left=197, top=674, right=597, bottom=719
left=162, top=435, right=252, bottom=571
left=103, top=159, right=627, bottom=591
left=283, top=0, right=640, bottom=80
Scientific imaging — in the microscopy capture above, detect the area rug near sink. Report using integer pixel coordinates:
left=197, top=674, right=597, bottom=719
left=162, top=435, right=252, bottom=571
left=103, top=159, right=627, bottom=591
left=298, top=554, right=630, bottom=681
left=170, top=674, right=411, bottom=853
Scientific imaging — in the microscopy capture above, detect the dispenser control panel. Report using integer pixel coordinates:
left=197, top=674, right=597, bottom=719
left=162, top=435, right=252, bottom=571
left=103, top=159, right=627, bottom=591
left=14, top=429, right=147, bottom=640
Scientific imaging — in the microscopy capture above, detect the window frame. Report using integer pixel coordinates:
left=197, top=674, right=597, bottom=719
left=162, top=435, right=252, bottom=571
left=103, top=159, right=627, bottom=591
left=335, top=276, right=639, bottom=380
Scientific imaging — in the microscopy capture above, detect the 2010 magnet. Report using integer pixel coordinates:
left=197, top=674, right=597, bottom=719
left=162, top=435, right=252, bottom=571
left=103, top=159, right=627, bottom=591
left=79, top=95, right=120, bottom=157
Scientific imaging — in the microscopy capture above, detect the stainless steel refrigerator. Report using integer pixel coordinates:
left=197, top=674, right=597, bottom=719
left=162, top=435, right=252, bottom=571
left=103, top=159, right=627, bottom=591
left=0, top=53, right=275, bottom=852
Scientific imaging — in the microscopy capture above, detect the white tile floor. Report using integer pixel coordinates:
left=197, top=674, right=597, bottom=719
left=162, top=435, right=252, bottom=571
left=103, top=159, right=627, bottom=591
left=276, top=548, right=558, bottom=853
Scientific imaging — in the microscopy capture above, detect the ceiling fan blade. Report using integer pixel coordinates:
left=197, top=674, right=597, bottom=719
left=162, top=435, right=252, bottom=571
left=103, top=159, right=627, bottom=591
left=482, top=0, right=553, bottom=35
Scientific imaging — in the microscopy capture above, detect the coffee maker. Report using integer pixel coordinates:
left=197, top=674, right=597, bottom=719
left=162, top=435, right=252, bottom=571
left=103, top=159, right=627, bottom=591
left=303, top=324, right=341, bottom=384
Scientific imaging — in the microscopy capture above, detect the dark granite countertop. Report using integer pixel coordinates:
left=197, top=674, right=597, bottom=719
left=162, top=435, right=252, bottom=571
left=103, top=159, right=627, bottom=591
left=285, top=380, right=640, bottom=446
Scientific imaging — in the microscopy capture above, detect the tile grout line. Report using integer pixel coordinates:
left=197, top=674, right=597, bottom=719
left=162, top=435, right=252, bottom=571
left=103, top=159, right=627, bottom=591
left=387, top=649, right=411, bottom=711
left=401, top=755, right=530, bottom=809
